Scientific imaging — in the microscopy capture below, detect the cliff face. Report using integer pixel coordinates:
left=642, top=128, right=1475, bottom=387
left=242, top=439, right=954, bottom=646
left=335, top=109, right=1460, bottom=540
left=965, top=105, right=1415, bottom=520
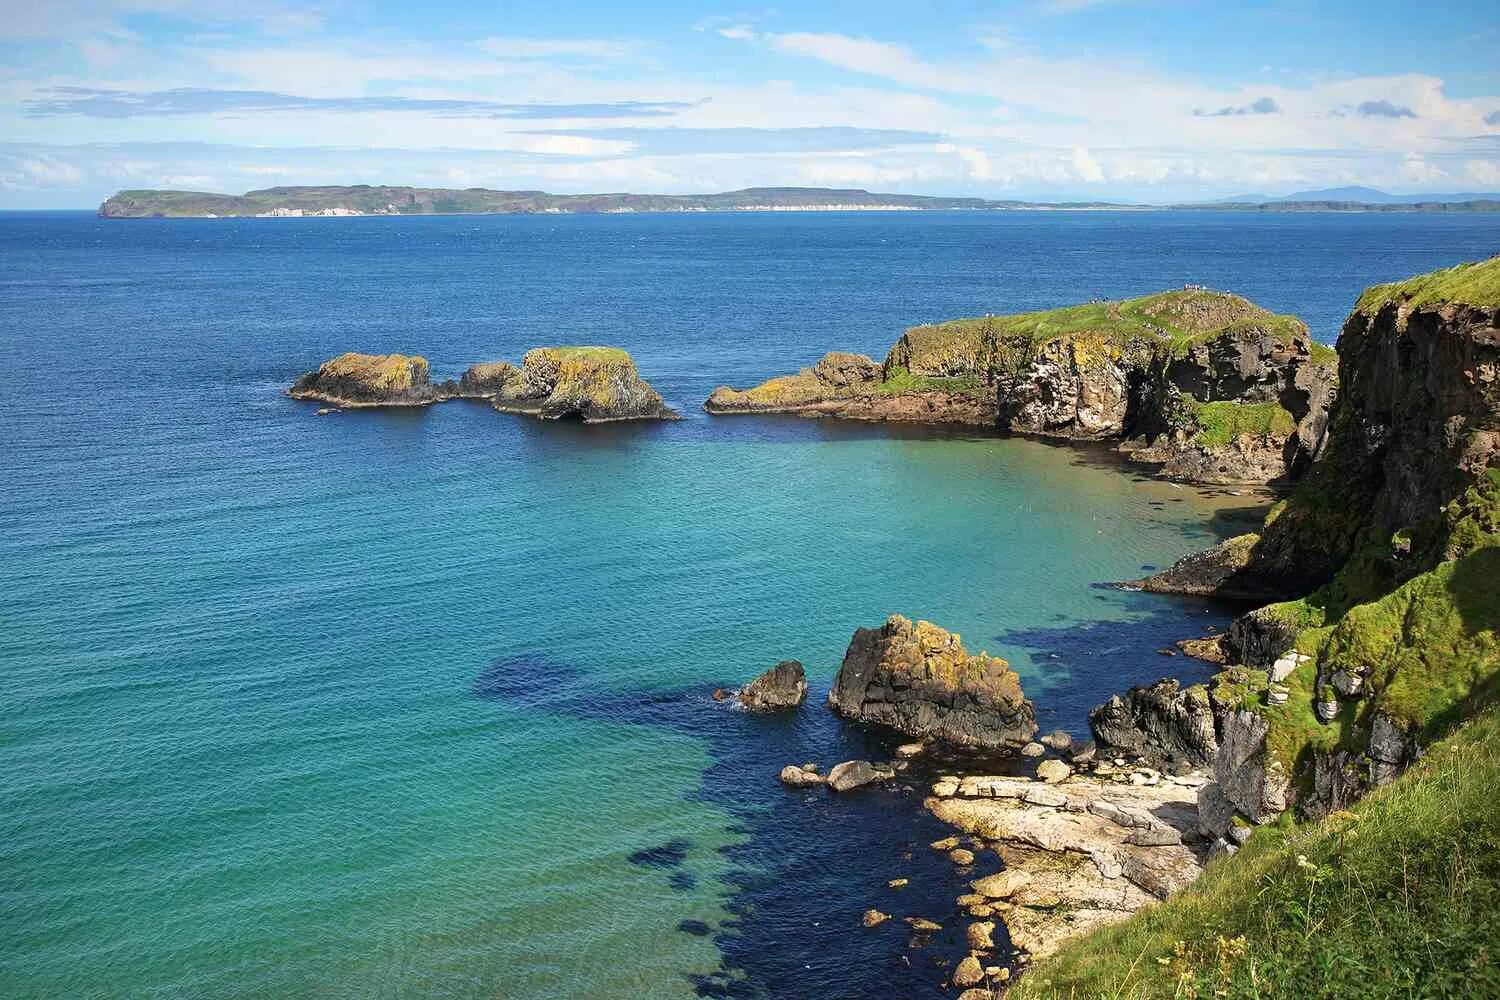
left=827, top=614, right=1037, bottom=748
left=491, top=348, right=679, bottom=422
left=1111, top=256, right=1500, bottom=847
left=708, top=289, right=1337, bottom=485
left=287, top=352, right=455, bottom=407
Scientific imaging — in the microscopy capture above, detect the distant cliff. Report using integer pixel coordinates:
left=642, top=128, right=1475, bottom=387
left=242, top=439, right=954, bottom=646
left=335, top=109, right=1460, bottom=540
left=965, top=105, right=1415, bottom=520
left=97, top=185, right=1500, bottom=218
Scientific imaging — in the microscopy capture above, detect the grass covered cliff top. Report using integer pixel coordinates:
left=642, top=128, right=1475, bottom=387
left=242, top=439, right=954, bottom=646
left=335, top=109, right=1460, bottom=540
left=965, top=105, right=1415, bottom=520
left=1010, top=704, right=1500, bottom=999
left=524, top=346, right=634, bottom=366
left=1356, top=254, right=1500, bottom=311
left=893, top=288, right=1311, bottom=371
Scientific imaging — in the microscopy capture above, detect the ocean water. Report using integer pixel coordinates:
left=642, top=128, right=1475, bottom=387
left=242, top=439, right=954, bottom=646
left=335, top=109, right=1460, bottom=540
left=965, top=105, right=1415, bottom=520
left=1, top=210, right=1495, bottom=999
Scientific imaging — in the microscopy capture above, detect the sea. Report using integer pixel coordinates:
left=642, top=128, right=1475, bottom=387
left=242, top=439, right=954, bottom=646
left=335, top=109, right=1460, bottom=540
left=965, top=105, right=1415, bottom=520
left=2, top=209, right=1495, bottom=999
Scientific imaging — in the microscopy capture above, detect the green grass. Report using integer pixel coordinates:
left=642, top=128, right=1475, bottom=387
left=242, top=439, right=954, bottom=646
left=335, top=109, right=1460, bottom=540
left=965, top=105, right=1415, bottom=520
left=1011, top=707, right=1500, bottom=1000
left=891, top=289, right=1309, bottom=377
left=1185, top=399, right=1298, bottom=447
left=1356, top=255, right=1500, bottom=311
left=875, top=365, right=990, bottom=399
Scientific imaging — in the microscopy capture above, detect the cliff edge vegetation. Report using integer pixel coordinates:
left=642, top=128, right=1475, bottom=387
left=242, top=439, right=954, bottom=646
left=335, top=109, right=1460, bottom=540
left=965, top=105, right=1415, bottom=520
left=1011, top=705, right=1500, bottom=999
left=708, top=288, right=1337, bottom=485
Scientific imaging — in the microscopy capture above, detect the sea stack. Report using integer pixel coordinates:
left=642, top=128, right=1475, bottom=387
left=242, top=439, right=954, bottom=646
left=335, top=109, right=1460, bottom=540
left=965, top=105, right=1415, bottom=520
left=828, top=614, right=1037, bottom=749
left=490, top=347, right=680, bottom=422
left=287, top=352, right=455, bottom=407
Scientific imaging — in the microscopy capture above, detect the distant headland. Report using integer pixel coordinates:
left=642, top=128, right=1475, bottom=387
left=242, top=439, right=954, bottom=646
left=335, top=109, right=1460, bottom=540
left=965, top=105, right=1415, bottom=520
left=97, top=184, right=1500, bottom=218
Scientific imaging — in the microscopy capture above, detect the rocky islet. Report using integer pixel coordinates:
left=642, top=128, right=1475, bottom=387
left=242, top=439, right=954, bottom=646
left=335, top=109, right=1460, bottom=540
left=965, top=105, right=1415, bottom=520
left=288, top=346, right=679, bottom=422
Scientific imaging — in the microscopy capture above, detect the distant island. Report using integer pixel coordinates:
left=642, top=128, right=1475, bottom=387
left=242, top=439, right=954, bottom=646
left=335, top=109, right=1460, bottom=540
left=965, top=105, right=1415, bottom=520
left=97, top=185, right=1500, bottom=218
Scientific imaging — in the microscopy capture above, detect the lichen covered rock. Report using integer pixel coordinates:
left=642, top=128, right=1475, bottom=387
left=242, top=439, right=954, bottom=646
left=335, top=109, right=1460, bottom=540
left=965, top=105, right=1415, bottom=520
left=827, top=614, right=1036, bottom=749
left=457, top=361, right=520, bottom=398
left=288, top=352, right=455, bottom=407
left=493, top=347, right=678, bottom=422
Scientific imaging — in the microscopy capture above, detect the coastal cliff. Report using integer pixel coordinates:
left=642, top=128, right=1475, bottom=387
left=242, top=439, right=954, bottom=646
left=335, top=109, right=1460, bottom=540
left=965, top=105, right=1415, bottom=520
left=708, top=289, right=1337, bottom=485
left=1105, top=256, right=1499, bottom=865
left=289, top=347, right=676, bottom=421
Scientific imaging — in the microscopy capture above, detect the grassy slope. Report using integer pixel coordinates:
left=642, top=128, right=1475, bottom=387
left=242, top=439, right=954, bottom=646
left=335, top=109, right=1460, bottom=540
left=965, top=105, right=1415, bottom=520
left=1356, top=256, right=1500, bottom=311
left=1012, top=707, right=1500, bottom=1000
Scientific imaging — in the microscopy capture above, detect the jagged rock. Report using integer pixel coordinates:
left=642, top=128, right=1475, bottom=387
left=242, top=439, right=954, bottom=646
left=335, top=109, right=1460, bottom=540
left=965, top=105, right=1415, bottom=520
left=1020, top=741, right=1046, bottom=757
left=1177, top=636, right=1229, bottom=663
left=492, top=347, right=678, bottom=422
left=1227, top=605, right=1302, bottom=667
left=779, top=764, right=825, bottom=788
left=931, top=836, right=960, bottom=851
left=887, top=877, right=909, bottom=889
left=1130, top=533, right=1269, bottom=599
left=827, top=615, right=1037, bottom=749
left=1088, top=679, right=1219, bottom=770
left=950, top=848, right=976, bottom=865
left=737, top=660, right=807, bottom=710
left=827, top=760, right=892, bottom=792
left=972, top=870, right=1032, bottom=900
left=967, top=921, right=997, bottom=952
left=1213, top=710, right=1289, bottom=824
left=1068, top=740, right=1098, bottom=764
left=861, top=908, right=889, bottom=928
left=905, top=916, right=942, bottom=932
left=288, top=352, right=455, bottom=407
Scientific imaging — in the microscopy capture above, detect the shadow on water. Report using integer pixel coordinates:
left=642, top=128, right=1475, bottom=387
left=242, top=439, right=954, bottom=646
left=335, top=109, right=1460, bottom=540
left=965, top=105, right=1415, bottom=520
left=473, top=654, right=1010, bottom=998
left=996, top=588, right=1249, bottom=735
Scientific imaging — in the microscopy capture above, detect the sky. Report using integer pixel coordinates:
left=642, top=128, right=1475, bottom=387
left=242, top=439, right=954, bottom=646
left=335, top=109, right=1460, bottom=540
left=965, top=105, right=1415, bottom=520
left=2, top=0, right=1499, bottom=207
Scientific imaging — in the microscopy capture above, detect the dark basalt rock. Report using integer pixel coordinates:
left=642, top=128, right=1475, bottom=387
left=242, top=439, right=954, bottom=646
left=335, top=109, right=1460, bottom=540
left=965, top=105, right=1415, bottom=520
left=1089, top=678, right=1219, bottom=771
left=827, top=614, right=1037, bottom=750
left=738, top=660, right=808, bottom=711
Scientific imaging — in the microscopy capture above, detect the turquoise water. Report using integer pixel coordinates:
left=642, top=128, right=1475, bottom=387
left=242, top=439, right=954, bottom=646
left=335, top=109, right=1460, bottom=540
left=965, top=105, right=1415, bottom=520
left=3, top=210, right=1496, bottom=998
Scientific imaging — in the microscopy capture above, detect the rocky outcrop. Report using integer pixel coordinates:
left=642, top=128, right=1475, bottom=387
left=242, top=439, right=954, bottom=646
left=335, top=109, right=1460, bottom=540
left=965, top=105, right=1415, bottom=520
left=1088, top=679, right=1218, bottom=772
left=456, top=361, right=520, bottom=398
left=290, top=347, right=676, bottom=421
left=827, top=615, right=1037, bottom=749
left=738, top=660, right=807, bottom=710
left=492, top=348, right=678, bottom=422
left=926, top=762, right=1209, bottom=960
left=1129, top=533, right=1273, bottom=600
left=287, top=352, right=456, bottom=407
left=705, top=351, right=997, bottom=425
left=706, top=289, right=1337, bottom=485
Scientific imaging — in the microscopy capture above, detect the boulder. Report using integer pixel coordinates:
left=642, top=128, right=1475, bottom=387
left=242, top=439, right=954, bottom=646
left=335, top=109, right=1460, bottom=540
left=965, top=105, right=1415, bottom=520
left=967, top=920, right=997, bottom=952
left=953, top=955, right=986, bottom=988
left=861, top=908, right=889, bottom=928
left=827, top=760, right=892, bottom=792
left=778, top=765, right=825, bottom=788
left=972, top=870, right=1031, bottom=900
left=738, top=660, right=807, bottom=711
left=1040, top=729, right=1073, bottom=750
left=1035, top=759, right=1071, bottom=783
left=827, top=615, right=1037, bottom=749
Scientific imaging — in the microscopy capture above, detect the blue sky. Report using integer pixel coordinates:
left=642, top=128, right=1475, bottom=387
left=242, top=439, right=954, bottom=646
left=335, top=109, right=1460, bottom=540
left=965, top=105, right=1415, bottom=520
left=2, top=0, right=1498, bottom=206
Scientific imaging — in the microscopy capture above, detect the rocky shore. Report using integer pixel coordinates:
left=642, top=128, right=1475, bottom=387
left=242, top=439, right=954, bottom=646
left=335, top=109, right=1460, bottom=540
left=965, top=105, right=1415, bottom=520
left=287, top=347, right=678, bottom=421
left=754, top=257, right=1500, bottom=991
left=707, top=288, right=1338, bottom=486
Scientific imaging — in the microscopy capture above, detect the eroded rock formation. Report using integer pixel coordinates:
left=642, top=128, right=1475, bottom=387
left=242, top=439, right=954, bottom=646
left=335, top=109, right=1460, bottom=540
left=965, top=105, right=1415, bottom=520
left=827, top=615, right=1036, bottom=749
left=288, top=352, right=456, bottom=407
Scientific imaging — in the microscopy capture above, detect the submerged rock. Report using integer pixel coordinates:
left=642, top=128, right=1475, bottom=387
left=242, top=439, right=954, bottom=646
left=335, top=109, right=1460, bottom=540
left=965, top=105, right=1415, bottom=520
left=492, top=347, right=679, bottom=422
left=288, top=352, right=455, bottom=407
left=737, top=660, right=807, bottom=711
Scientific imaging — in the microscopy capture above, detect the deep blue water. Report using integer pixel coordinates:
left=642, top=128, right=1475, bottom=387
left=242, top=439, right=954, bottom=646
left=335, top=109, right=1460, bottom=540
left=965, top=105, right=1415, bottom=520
left=1, top=209, right=1495, bottom=998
